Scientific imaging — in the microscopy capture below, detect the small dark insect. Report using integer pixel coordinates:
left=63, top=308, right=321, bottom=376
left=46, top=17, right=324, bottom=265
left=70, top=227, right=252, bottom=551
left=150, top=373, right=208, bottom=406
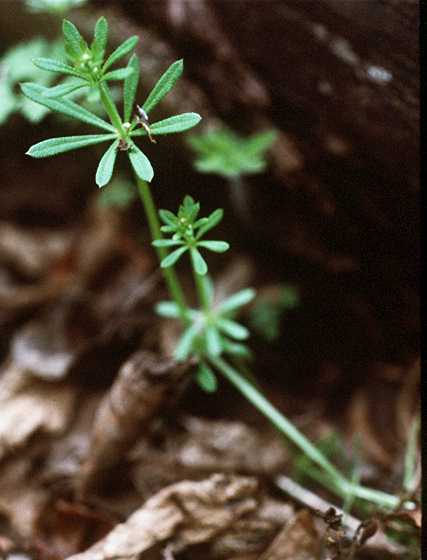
left=135, top=104, right=157, bottom=144
left=323, top=507, right=343, bottom=531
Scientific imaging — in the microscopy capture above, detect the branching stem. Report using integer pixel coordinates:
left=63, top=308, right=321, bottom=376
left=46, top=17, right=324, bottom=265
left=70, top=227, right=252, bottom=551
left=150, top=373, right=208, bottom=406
left=98, top=81, right=126, bottom=138
left=136, top=178, right=189, bottom=324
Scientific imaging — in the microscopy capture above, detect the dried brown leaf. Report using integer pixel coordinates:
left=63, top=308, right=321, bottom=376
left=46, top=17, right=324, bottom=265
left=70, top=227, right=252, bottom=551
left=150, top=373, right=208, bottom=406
left=258, top=509, right=320, bottom=560
left=67, top=474, right=258, bottom=560
left=0, top=363, right=77, bottom=461
left=78, top=351, right=190, bottom=496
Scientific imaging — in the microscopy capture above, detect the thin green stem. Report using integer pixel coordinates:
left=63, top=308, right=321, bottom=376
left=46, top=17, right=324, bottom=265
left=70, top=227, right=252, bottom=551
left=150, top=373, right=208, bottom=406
left=210, top=354, right=400, bottom=510
left=136, top=178, right=188, bottom=324
left=98, top=81, right=126, bottom=138
left=95, top=81, right=187, bottom=321
left=193, top=269, right=210, bottom=313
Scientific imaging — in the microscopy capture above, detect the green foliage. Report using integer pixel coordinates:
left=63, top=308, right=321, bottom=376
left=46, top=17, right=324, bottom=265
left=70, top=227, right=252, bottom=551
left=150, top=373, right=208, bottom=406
left=25, top=0, right=87, bottom=14
left=97, top=177, right=137, bottom=209
left=22, top=17, right=202, bottom=186
left=0, top=38, right=64, bottom=124
left=195, top=362, right=218, bottom=393
left=156, top=278, right=255, bottom=364
left=142, top=59, right=183, bottom=114
left=250, top=284, right=300, bottom=342
left=21, top=83, right=115, bottom=131
left=187, top=127, right=277, bottom=179
left=30, top=18, right=137, bottom=95
left=153, top=196, right=229, bottom=275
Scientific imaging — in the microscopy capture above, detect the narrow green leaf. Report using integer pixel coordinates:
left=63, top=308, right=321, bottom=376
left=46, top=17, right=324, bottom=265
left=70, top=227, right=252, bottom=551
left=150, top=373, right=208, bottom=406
left=218, top=288, right=256, bottom=314
left=26, top=133, right=116, bottom=158
left=174, top=323, right=199, bottom=361
left=196, top=209, right=223, bottom=239
left=197, top=240, right=229, bottom=253
left=123, top=54, right=140, bottom=122
left=190, top=248, right=208, bottom=276
left=62, top=19, right=87, bottom=60
left=43, top=80, right=86, bottom=98
left=222, top=340, right=252, bottom=359
left=127, top=143, right=154, bottom=182
left=91, top=16, right=108, bottom=61
left=103, top=36, right=138, bottom=71
left=217, top=318, right=250, bottom=340
left=159, top=209, right=178, bottom=226
left=155, top=301, right=181, bottom=319
left=160, top=246, right=188, bottom=268
left=194, top=217, right=208, bottom=228
left=20, top=83, right=115, bottom=132
left=160, top=225, right=177, bottom=233
left=205, top=326, right=222, bottom=356
left=244, top=130, right=277, bottom=156
left=96, top=140, right=119, bottom=187
left=196, top=363, right=218, bottom=393
left=152, top=239, right=182, bottom=248
left=131, top=113, right=202, bottom=137
left=142, top=59, right=183, bottom=114
left=103, top=67, right=134, bottom=82
left=32, top=57, right=85, bottom=78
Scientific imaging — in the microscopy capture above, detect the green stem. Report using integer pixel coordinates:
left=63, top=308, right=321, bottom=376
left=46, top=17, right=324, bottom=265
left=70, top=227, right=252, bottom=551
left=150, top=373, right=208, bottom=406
left=193, top=269, right=210, bottom=313
left=136, top=178, right=188, bottom=324
left=210, top=354, right=400, bottom=510
left=95, top=83, right=188, bottom=321
left=98, top=81, right=126, bottom=138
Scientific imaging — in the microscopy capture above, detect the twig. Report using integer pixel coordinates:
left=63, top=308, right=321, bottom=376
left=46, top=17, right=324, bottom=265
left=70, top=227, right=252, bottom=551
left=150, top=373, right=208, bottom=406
left=274, top=475, right=404, bottom=554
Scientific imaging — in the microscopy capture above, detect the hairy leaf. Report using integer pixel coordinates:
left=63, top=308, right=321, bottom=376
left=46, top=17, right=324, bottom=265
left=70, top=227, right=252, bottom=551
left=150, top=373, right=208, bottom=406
left=127, top=143, right=154, bottom=182
left=132, top=113, right=202, bottom=137
left=26, top=133, right=115, bottom=158
left=103, top=67, right=134, bottom=82
left=123, top=54, right=140, bottom=122
left=142, top=59, right=183, bottom=114
left=62, top=19, right=87, bottom=60
left=91, top=16, right=108, bottom=61
left=43, top=80, right=86, bottom=98
left=20, top=83, right=115, bottom=132
left=103, top=36, right=138, bottom=71
left=32, top=57, right=85, bottom=78
left=96, top=140, right=119, bottom=187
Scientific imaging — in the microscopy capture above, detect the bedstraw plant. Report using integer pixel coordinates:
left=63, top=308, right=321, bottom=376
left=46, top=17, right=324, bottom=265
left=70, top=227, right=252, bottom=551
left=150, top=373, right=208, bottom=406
left=188, top=126, right=277, bottom=222
left=22, top=16, right=407, bottom=512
